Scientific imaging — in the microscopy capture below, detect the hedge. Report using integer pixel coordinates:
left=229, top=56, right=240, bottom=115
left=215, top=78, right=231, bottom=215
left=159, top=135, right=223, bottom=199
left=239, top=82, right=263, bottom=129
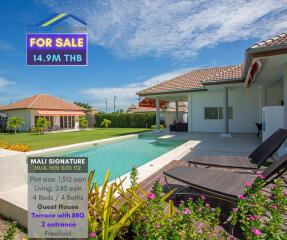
left=95, top=113, right=156, bottom=128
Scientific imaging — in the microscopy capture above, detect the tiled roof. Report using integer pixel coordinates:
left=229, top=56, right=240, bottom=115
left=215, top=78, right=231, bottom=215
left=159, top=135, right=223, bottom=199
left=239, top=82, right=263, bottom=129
left=251, top=33, right=287, bottom=49
left=0, top=94, right=85, bottom=111
left=138, top=65, right=243, bottom=95
left=203, top=64, right=244, bottom=82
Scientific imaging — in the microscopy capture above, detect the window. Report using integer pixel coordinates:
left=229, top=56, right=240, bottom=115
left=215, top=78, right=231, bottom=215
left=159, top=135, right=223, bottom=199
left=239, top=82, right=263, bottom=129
left=60, top=116, right=75, bottom=128
left=204, top=107, right=233, bottom=120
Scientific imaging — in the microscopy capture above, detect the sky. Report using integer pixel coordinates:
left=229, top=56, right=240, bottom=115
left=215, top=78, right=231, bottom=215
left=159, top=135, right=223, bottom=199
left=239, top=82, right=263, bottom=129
left=0, top=0, right=286, bottom=111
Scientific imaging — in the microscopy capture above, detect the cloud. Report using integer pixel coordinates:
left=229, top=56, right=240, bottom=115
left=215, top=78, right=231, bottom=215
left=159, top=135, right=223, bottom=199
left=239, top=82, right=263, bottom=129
left=0, top=78, right=14, bottom=88
left=43, top=0, right=287, bottom=59
left=80, top=67, right=193, bottom=111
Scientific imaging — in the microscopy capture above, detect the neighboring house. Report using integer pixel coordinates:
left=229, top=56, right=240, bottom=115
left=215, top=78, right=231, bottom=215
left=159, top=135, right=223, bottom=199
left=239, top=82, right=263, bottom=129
left=138, top=32, right=287, bottom=136
left=127, top=98, right=188, bottom=126
left=0, top=105, right=7, bottom=130
left=0, top=94, right=86, bottom=131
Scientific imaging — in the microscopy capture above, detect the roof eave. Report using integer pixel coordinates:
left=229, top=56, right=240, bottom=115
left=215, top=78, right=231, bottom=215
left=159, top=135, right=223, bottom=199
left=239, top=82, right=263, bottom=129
left=243, top=43, right=287, bottom=79
left=137, top=88, right=207, bottom=97
left=201, top=78, right=244, bottom=86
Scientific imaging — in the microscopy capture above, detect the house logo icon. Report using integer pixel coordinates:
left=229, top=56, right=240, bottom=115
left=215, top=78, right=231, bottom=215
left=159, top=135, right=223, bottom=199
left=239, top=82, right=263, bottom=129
left=34, top=13, right=87, bottom=27
left=27, top=13, right=87, bottom=33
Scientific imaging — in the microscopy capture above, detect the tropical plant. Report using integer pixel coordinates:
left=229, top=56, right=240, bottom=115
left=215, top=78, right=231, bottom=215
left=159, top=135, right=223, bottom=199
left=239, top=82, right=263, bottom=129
left=3, top=222, right=17, bottom=240
left=88, top=169, right=175, bottom=240
left=32, top=117, right=51, bottom=134
left=79, top=116, right=88, bottom=129
left=7, top=116, right=24, bottom=134
left=101, top=119, right=111, bottom=128
left=230, top=175, right=287, bottom=239
left=0, top=142, right=30, bottom=152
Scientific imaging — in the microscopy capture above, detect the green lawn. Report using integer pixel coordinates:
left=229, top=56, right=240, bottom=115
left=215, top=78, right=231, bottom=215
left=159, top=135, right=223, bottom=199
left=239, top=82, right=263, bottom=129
left=0, top=128, right=151, bottom=150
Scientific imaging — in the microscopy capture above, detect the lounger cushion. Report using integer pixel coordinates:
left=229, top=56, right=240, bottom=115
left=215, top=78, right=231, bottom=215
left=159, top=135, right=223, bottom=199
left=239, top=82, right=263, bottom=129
left=186, top=155, right=257, bottom=169
left=164, top=166, right=255, bottom=199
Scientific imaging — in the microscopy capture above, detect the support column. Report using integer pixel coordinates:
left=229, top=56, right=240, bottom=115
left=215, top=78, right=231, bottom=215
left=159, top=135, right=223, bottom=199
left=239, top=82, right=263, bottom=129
left=187, top=93, right=192, bottom=132
left=175, top=100, right=179, bottom=122
left=156, top=97, right=161, bottom=132
left=258, top=86, right=266, bottom=122
left=220, top=87, right=231, bottom=138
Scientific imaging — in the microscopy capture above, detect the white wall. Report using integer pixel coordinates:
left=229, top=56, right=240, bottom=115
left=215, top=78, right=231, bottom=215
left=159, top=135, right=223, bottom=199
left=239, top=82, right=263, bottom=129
left=191, top=87, right=260, bottom=133
left=5, top=109, right=32, bottom=131
left=266, top=80, right=283, bottom=106
left=191, top=91, right=225, bottom=132
left=229, top=87, right=260, bottom=133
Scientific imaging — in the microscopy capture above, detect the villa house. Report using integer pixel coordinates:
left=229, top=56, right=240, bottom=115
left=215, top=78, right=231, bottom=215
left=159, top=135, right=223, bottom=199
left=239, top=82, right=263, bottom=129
left=138, top=32, right=287, bottom=138
left=0, top=94, right=86, bottom=131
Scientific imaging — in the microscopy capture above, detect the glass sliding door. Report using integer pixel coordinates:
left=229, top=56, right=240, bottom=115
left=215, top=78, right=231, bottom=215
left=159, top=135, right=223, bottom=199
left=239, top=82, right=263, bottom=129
left=60, top=116, right=75, bottom=128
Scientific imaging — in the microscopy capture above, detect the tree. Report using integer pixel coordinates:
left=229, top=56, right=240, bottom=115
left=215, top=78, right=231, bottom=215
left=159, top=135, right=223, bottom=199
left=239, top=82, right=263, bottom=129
left=101, top=118, right=111, bottom=128
left=33, top=117, right=51, bottom=134
left=74, top=101, right=92, bottom=112
left=7, top=116, right=24, bottom=134
left=79, top=116, right=88, bottom=129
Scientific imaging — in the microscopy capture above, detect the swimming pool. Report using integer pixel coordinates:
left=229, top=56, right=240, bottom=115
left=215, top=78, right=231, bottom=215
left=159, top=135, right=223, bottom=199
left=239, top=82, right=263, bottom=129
left=44, top=136, right=185, bottom=185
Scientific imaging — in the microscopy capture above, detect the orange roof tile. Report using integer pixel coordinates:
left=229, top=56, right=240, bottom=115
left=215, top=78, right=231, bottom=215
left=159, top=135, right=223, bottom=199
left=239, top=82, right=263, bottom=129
left=1, top=94, right=85, bottom=111
left=138, top=65, right=243, bottom=95
left=251, top=33, right=287, bottom=49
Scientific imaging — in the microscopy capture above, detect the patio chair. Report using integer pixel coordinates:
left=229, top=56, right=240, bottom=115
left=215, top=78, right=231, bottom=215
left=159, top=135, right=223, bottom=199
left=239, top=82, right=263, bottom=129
left=164, top=154, right=287, bottom=203
left=185, top=128, right=287, bottom=172
left=255, top=122, right=263, bottom=137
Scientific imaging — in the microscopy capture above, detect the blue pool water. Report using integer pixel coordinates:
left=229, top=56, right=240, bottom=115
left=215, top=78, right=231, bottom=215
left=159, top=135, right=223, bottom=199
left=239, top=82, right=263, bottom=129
left=46, top=136, right=185, bottom=185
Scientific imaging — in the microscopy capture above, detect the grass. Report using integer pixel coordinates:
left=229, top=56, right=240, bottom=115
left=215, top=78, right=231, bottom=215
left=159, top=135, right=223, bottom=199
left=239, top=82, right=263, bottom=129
left=0, top=128, right=151, bottom=150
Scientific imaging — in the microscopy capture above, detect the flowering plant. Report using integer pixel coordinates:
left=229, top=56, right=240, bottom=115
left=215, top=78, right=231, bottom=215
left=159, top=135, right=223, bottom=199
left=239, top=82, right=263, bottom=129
left=132, top=179, right=228, bottom=240
left=230, top=176, right=287, bottom=239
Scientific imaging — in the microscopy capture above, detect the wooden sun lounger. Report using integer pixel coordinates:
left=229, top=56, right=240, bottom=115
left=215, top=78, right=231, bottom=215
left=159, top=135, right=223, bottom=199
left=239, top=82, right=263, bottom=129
left=185, top=128, right=287, bottom=171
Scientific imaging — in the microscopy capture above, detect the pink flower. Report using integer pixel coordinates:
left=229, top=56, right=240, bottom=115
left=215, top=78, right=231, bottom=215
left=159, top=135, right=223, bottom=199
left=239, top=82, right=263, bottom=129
left=249, top=215, right=256, bottom=221
left=147, top=192, right=155, bottom=200
left=206, top=203, right=210, bottom=208
left=155, top=223, right=161, bottom=229
left=245, top=181, right=252, bottom=187
left=271, top=205, right=277, bottom=209
left=182, top=208, right=191, bottom=215
left=251, top=228, right=262, bottom=236
left=89, top=232, right=97, bottom=238
left=239, top=194, right=245, bottom=199
left=257, top=173, right=265, bottom=179
left=211, top=208, right=216, bottom=212
left=282, top=191, right=287, bottom=196
left=232, top=208, right=238, bottom=212
left=200, top=195, right=206, bottom=200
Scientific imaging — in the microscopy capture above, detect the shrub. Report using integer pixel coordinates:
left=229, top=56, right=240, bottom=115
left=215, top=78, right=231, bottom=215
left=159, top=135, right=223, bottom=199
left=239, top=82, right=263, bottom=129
left=0, top=142, right=30, bottom=152
left=150, top=124, right=164, bottom=129
left=95, top=113, right=156, bottom=128
left=7, top=116, right=24, bottom=134
left=32, top=117, right=51, bottom=134
left=101, top=118, right=111, bottom=128
left=230, top=176, right=287, bottom=239
left=79, top=116, right=88, bottom=129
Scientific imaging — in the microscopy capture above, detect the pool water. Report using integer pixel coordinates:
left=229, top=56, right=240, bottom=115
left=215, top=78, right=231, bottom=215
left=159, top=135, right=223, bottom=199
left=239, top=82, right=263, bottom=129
left=46, top=136, right=185, bottom=185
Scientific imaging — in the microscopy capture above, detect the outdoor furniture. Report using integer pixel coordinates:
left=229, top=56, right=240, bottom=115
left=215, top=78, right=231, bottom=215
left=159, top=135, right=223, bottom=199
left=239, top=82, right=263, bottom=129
left=164, top=154, right=287, bottom=203
left=185, top=128, right=287, bottom=171
left=169, top=124, right=176, bottom=131
left=255, top=122, right=263, bottom=137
